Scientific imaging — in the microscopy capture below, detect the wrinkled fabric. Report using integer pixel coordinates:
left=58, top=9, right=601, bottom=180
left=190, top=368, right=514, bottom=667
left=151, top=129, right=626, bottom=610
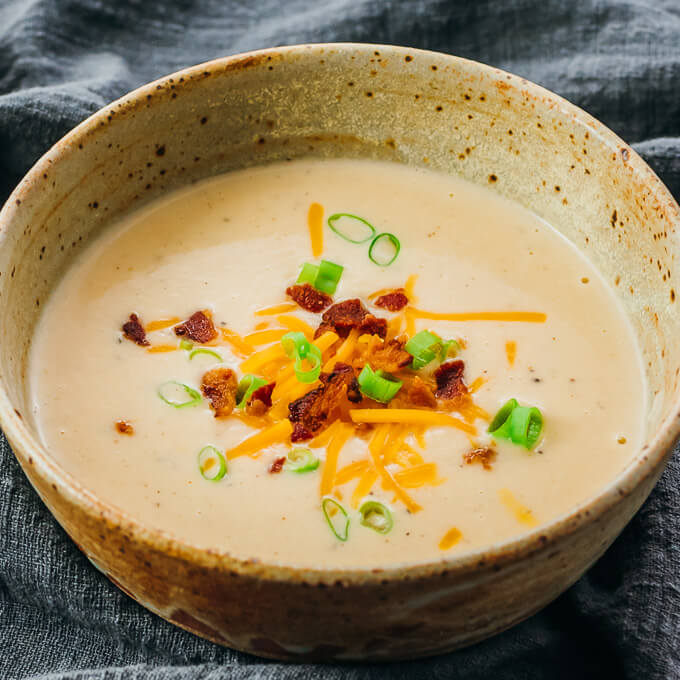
left=1, top=1, right=679, bottom=679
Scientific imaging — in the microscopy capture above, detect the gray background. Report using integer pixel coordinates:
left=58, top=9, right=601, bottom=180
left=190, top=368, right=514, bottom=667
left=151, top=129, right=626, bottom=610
left=1, top=1, right=679, bottom=678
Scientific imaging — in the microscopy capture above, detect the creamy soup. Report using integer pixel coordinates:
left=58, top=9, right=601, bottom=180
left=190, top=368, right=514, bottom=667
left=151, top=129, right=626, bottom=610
left=29, top=159, right=645, bottom=568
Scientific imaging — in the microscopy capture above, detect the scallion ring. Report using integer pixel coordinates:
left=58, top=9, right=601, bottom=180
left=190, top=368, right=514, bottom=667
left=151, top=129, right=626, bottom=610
left=281, top=332, right=322, bottom=383
left=405, top=330, right=443, bottom=370
left=488, top=398, right=543, bottom=449
left=284, top=448, right=320, bottom=473
left=359, top=500, right=393, bottom=534
left=314, top=259, right=344, bottom=295
left=439, top=339, right=460, bottom=361
left=328, top=213, right=376, bottom=244
left=157, top=381, right=202, bottom=408
left=322, top=497, right=350, bottom=541
left=297, top=262, right=319, bottom=286
left=357, top=364, right=402, bottom=403
left=236, top=374, right=268, bottom=409
left=197, top=445, right=227, bottom=481
left=179, top=338, right=194, bottom=351
left=369, top=232, right=401, bottom=266
left=189, top=348, right=222, bottom=362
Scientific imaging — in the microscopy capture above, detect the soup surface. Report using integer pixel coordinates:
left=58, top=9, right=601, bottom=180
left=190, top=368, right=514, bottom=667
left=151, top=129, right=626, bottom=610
left=29, top=159, right=645, bottom=568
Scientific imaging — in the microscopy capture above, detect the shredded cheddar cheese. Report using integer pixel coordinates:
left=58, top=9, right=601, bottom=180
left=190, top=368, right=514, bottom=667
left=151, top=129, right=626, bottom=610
left=439, top=527, right=462, bottom=550
left=219, top=327, right=255, bottom=357
left=350, top=409, right=476, bottom=435
left=334, top=460, right=370, bottom=486
left=351, top=468, right=379, bottom=508
left=276, top=315, right=315, bottom=338
left=244, top=328, right=289, bottom=346
left=225, top=420, right=293, bottom=459
left=254, top=302, right=298, bottom=316
left=308, top=202, right=324, bottom=257
left=145, top=317, right=181, bottom=332
left=498, top=488, right=538, bottom=527
left=505, top=340, right=517, bottom=366
left=320, top=423, right=353, bottom=496
left=146, top=345, right=178, bottom=353
left=394, top=463, right=443, bottom=488
left=409, top=308, right=547, bottom=323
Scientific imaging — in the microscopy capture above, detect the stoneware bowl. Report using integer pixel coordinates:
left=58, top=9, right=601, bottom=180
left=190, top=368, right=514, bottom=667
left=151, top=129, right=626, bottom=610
left=1, top=44, right=679, bottom=661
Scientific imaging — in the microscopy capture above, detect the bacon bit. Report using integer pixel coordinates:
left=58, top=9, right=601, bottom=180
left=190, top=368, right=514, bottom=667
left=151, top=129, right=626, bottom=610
left=434, top=360, right=469, bottom=404
left=286, top=283, right=333, bottom=313
left=269, top=456, right=286, bottom=474
left=361, top=337, right=412, bottom=373
left=288, top=362, right=359, bottom=441
left=464, top=447, right=497, bottom=470
left=114, top=420, right=134, bottom=435
left=246, top=382, right=276, bottom=417
left=391, top=375, right=437, bottom=410
left=174, top=311, right=217, bottom=343
left=374, top=289, right=409, bottom=312
left=122, top=313, right=149, bottom=346
left=315, top=299, right=388, bottom=340
left=201, top=367, right=238, bottom=417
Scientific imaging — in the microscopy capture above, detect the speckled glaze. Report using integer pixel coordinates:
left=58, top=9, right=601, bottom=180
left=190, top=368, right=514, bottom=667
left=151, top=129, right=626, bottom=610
left=0, top=44, right=679, bottom=661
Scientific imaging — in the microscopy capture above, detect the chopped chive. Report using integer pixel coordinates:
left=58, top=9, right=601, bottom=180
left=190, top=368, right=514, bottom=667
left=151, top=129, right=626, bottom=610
left=236, top=374, right=268, bottom=409
left=281, top=331, right=322, bottom=383
left=369, top=232, right=401, bottom=266
left=157, top=381, right=202, bottom=408
left=189, top=348, right=222, bottom=362
left=488, top=398, right=543, bottom=449
left=322, top=497, right=350, bottom=541
left=297, top=262, right=320, bottom=286
left=327, top=213, right=377, bottom=244
left=179, top=338, right=194, bottom=351
left=359, top=500, right=393, bottom=534
left=198, top=445, right=227, bottom=481
left=405, top=330, right=442, bottom=370
left=357, top=364, right=402, bottom=403
left=314, top=260, right=344, bottom=295
left=284, top=448, right=320, bottom=473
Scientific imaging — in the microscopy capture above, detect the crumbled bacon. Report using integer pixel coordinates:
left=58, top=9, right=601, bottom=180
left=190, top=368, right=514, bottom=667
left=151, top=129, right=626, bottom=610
left=114, top=420, right=135, bottom=435
left=374, top=289, right=409, bottom=312
left=246, top=382, right=275, bottom=417
left=286, top=283, right=333, bottom=313
left=122, top=313, right=149, bottom=346
left=269, top=456, right=286, bottom=474
left=174, top=310, right=217, bottom=344
left=361, top=337, right=412, bottom=373
left=201, top=367, right=238, bottom=417
left=315, top=299, right=387, bottom=339
left=390, top=375, right=437, bottom=410
left=434, top=360, right=468, bottom=404
left=288, top=362, right=359, bottom=440
left=464, top=447, right=497, bottom=470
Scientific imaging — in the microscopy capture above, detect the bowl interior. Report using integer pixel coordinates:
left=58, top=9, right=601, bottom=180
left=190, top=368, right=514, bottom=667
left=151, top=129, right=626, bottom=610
left=1, top=44, right=679, bottom=534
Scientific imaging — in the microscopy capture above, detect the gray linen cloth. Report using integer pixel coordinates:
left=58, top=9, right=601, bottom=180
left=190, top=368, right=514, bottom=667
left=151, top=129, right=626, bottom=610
left=1, top=1, right=679, bottom=678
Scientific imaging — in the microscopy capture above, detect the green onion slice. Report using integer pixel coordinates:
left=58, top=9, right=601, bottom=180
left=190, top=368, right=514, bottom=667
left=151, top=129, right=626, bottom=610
left=369, top=232, right=401, bottom=266
left=359, top=500, right=394, bottom=534
left=328, top=213, right=377, bottom=244
left=357, top=364, right=402, bottom=403
left=488, top=398, right=543, bottom=449
left=179, top=338, right=194, bottom=351
left=197, top=445, right=227, bottom=481
left=405, top=330, right=442, bottom=370
left=284, top=448, right=320, bottom=473
left=439, top=339, right=460, bottom=361
left=297, top=262, right=319, bottom=286
left=322, top=497, right=350, bottom=541
left=189, top=348, right=222, bottom=362
left=157, top=381, right=202, bottom=408
left=314, top=259, right=344, bottom=295
left=281, top=332, right=322, bottom=383
left=236, top=374, right=268, bottom=409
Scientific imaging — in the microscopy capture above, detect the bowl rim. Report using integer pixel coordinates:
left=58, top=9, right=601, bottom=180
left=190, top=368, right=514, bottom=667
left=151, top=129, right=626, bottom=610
left=1, top=42, right=679, bottom=584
